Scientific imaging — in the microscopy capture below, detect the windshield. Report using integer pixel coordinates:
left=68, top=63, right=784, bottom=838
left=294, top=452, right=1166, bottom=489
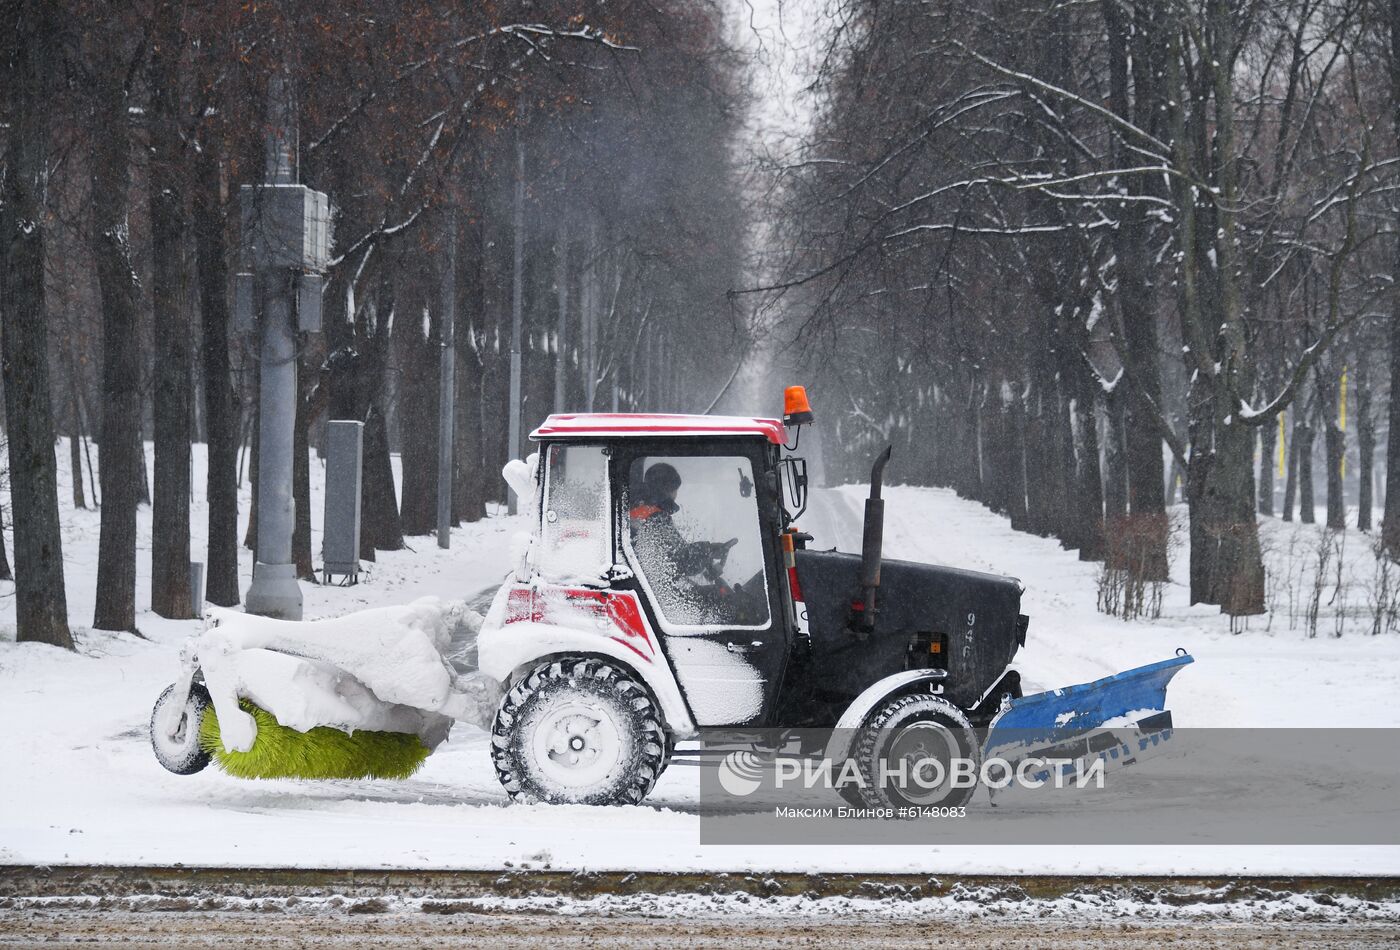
left=625, top=455, right=770, bottom=629
left=537, top=444, right=611, bottom=581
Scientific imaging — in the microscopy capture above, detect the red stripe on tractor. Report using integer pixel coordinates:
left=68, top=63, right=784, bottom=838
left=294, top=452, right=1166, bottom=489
left=503, top=585, right=655, bottom=662
left=611, top=636, right=652, bottom=663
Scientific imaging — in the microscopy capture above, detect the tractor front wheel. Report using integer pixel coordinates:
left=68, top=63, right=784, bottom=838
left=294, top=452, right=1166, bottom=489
left=852, top=692, right=979, bottom=810
left=491, top=658, right=666, bottom=805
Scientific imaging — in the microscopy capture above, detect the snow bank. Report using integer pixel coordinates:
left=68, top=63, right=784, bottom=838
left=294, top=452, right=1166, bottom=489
left=185, top=597, right=501, bottom=753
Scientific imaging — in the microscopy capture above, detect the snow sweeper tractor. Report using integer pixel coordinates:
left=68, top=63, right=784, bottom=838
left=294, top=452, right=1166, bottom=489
left=148, top=385, right=1190, bottom=808
left=475, top=388, right=1193, bottom=807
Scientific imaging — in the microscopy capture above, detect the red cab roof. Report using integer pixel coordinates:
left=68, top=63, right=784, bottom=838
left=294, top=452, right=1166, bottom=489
left=531, top=413, right=786, bottom=445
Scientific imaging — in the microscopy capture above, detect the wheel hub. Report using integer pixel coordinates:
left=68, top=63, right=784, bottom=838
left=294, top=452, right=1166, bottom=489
left=887, top=722, right=958, bottom=802
left=531, top=700, right=624, bottom=790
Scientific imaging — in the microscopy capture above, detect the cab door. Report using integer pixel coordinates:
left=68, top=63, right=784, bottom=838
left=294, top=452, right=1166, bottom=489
left=617, top=444, right=788, bottom=726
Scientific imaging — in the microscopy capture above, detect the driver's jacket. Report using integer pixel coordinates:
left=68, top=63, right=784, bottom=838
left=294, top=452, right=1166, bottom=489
left=628, top=502, right=710, bottom=578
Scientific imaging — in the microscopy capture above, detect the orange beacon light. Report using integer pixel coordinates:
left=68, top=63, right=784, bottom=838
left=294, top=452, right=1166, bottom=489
left=783, top=385, right=815, bottom=428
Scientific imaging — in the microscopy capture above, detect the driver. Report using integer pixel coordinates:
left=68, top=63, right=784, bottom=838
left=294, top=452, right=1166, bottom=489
left=629, top=462, right=737, bottom=582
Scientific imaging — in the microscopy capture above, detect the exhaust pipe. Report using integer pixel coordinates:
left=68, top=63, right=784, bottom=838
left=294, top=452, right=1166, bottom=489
left=852, top=445, right=892, bottom=634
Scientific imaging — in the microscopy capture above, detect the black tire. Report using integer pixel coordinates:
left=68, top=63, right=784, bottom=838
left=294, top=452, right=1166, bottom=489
left=661, top=732, right=677, bottom=772
left=150, top=682, right=213, bottom=775
left=852, top=692, right=979, bottom=809
left=491, top=658, right=666, bottom=805
left=837, top=781, right=868, bottom=809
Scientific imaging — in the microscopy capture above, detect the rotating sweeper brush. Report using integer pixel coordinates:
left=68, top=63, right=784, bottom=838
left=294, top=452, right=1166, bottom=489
left=151, top=685, right=433, bottom=780
left=149, top=598, right=501, bottom=781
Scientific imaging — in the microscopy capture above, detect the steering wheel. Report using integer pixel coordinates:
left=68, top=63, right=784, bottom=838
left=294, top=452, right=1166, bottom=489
left=699, top=537, right=739, bottom=582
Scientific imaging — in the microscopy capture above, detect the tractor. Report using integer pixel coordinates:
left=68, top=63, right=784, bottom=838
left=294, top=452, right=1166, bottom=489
left=477, top=388, right=1191, bottom=807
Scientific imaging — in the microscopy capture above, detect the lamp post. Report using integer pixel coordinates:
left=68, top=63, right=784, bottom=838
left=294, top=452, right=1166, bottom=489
left=238, top=71, right=331, bottom=620
left=437, top=226, right=456, bottom=549
left=506, top=129, right=525, bottom=515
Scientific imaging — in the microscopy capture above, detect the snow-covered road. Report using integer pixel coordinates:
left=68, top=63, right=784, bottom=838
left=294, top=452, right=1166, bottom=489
left=2, top=445, right=1398, bottom=874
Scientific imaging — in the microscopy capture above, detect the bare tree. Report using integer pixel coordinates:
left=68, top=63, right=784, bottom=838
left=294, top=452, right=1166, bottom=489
left=148, top=0, right=194, bottom=618
left=0, top=0, right=73, bottom=648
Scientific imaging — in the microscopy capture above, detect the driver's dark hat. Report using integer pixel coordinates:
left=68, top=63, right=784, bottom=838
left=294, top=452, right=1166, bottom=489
left=643, top=462, right=682, bottom=499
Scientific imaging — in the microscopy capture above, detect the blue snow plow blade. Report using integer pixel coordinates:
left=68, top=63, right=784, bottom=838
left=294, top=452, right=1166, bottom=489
left=984, top=652, right=1193, bottom=757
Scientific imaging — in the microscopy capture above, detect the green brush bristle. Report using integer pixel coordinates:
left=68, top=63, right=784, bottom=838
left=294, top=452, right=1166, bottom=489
left=199, top=699, right=431, bottom=780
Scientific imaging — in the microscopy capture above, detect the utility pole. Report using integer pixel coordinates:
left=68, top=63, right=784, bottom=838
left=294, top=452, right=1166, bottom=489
left=239, top=69, right=331, bottom=619
left=437, top=225, right=456, bottom=549
left=507, top=126, right=525, bottom=515
left=553, top=217, right=569, bottom=414
left=581, top=216, right=597, bottom=412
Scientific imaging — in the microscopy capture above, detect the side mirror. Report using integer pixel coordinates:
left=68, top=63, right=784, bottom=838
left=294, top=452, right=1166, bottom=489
left=780, top=457, right=809, bottom=520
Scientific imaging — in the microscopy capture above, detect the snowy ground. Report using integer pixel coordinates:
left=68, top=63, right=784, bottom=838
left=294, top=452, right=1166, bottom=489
left=2, top=441, right=1398, bottom=874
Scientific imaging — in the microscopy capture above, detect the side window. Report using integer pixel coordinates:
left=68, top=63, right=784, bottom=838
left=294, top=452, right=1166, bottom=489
left=537, top=444, right=611, bottom=581
left=625, top=455, right=770, bottom=629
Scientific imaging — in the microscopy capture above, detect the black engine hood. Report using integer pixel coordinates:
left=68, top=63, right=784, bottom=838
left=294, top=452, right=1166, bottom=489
left=793, top=549, right=1024, bottom=709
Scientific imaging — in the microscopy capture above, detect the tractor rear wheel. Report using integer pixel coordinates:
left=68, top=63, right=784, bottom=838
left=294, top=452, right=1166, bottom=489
left=491, top=658, right=666, bottom=805
left=852, top=692, right=979, bottom=810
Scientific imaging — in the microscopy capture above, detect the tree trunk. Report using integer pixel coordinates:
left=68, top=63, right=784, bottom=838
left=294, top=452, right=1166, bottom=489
left=1175, top=2, right=1265, bottom=614
left=355, top=266, right=405, bottom=553
left=1073, top=373, right=1105, bottom=561
left=1105, top=0, right=1168, bottom=581
left=480, top=215, right=511, bottom=507
left=1185, top=442, right=1213, bottom=604
left=194, top=137, right=241, bottom=606
left=1199, top=414, right=1266, bottom=614
left=553, top=221, right=570, bottom=413
left=454, top=342, right=489, bottom=524
left=61, top=343, right=89, bottom=510
left=1386, top=274, right=1400, bottom=549
left=1384, top=0, right=1400, bottom=555
left=1006, top=388, right=1029, bottom=533
left=1022, top=384, right=1052, bottom=537
left=148, top=0, right=194, bottom=618
left=1258, top=411, right=1276, bottom=516
left=1323, top=417, right=1346, bottom=530
left=1052, top=375, right=1078, bottom=547
left=455, top=210, right=490, bottom=523
left=449, top=212, right=488, bottom=524
left=1293, top=411, right=1304, bottom=523
left=91, top=41, right=143, bottom=634
left=361, top=405, right=404, bottom=555
left=958, top=381, right=983, bottom=500
left=399, top=286, right=439, bottom=536
left=69, top=412, right=87, bottom=510
left=0, top=0, right=73, bottom=647
left=137, top=415, right=151, bottom=506
left=1283, top=402, right=1301, bottom=521
left=1358, top=343, right=1375, bottom=532
left=1122, top=395, right=1169, bottom=580
left=1316, top=360, right=1346, bottom=530
left=982, top=387, right=1012, bottom=515
left=1102, top=389, right=1128, bottom=523
left=1167, top=454, right=1186, bottom=505
left=0, top=508, right=11, bottom=583
left=245, top=399, right=259, bottom=551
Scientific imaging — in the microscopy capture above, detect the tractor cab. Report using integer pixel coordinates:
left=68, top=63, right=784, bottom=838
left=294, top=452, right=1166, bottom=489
left=483, top=413, right=802, bottom=736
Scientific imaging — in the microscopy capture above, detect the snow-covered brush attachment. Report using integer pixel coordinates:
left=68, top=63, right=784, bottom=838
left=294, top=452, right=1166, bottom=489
left=150, top=597, right=503, bottom=783
left=198, top=699, right=431, bottom=781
